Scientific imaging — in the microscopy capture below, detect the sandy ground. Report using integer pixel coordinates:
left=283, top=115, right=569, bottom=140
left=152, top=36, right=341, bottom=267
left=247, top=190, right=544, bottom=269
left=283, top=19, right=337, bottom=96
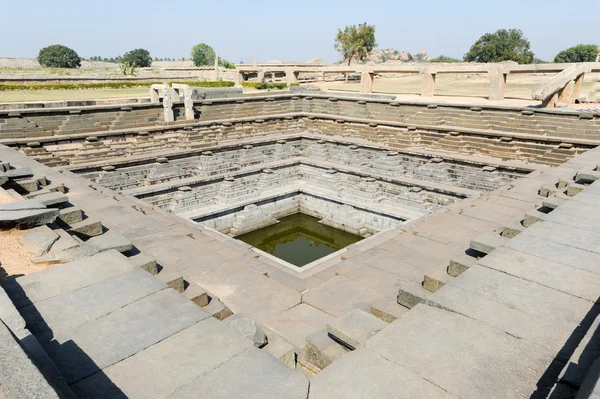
left=0, top=229, right=56, bottom=282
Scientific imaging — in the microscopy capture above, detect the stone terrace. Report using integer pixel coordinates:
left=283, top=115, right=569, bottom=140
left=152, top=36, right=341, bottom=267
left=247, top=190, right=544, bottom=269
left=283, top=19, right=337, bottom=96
left=2, top=91, right=600, bottom=398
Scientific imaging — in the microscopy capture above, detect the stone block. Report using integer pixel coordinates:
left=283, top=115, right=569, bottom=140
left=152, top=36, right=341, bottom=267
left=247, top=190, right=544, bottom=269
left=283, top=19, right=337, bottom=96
left=397, top=282, right=437, bottom=309
left=423, top=263, right=453, bottom=293
left=327, top=309, right=387, bottom=350
left=370, top=300, right=409, bottom=323
left=470, top=232, right=508, bottom=255
left=568, top=183, right=586, bottom=196
left=263, top=331, right=296, bottom=369
left=539, top=185, right=557, bottom=197
left=71, top=318, right=252, bottom=399
left=128, top=252, right=158, bottom=275
left=3, top=250, right=135, bottom=308
left=19, top=267, right=167, bottom=343
left=501, top=221, right=525, bottom=238
left=19, top=224, right=59, bottom=256
left=542, top=196, right=567, bottom=210
left=67, top=218, right=102, bottom=239
left=5, top=167, right=33, bottom=179
left=302, top=329, right=348, bottom=370
left=224, top=314, right=268, bottom=348
left=523, top=209, right=548, bottom=227
left=157, top=268, right=185, bottom=293
left=0, top=200, right=45, bottom=212
left=182, top=282, right=209, bottom=306
left=45, top=289, right=209, bottom=384
left=33, top=192, right=68, bottom=207
left=0, top=208, right=59, bottom=229
left=0, top=322, right=61, bottom=399
left=166, top=347, right=309, bottom=399
left=85, top=230, right=132, bottom=253
left=576, top=171, right=600, bottom=184
left=310, top=347, right=452, bottom=399
left=204, top=296, right=233, bottom=320
left=58, top=207, right=83, bottom=224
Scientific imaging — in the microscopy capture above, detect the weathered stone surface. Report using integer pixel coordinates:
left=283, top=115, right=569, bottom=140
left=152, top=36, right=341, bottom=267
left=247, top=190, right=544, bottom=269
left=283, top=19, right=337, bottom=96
left=367, top=304, right=555, bottom=399
left=0, top=286, right=25, bottom=333
left=166, top=347, right=309, bottom=399
left=67, top=218, right=103, bottom=238
left=128, top=252, right=158, bottom=275
left=447, top=252, right=478, bottom=277
left=20, top=267, right=167, bottom=343
left=302, top=329, right=348, bottom=370
left=0, top=208, right=59, bottom=229
left=310, top=347, right=454, bottom=399
left=85, top=230, right=132, bottom=253
left=204, top=296, right=233, bottom=320
left=45, top=289, right=209, bottom=384
left=397, top=282, right=436, bottom=309
left=2, top=250, right=135, bottom=308
left=182, top=282, right=209, bottom=306
left=5, top=167, right=33, bottom=178
left=370, top=300, right=409, bottom=323
left=224, top=314, right=267, bottom=348
left=263, top=303, right=335, bottom=351
left=470, top=232, right=508, bottom=254
left=327, top=309, right=386, bottom=349
left=263, top=331, right=296, bottom=368
left=0, top=321, right=61, bottom=399
left=71, top=318, right=252, bottom=399
left=57, top=207, right=83, bottom=224
left=19, top=224, right=59, bottom=256
left=33, top=192, right=68, bottom=207
left=157, top=268, right=185, bottom=293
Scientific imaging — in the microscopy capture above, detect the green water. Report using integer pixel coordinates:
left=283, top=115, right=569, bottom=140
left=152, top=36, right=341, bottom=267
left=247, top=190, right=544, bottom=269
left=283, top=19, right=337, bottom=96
left=236, top=213, right=363, bottom=267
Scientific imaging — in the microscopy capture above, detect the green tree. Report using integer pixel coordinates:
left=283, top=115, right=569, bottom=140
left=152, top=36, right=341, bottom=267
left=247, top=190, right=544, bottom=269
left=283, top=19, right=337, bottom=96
left=429, top=55, right=462, bottom=63
left=191, top=43, right=216, bottom=66
left=121, top=48, right=152, bottom=68
left=464, top=29, right=534, bottom=64
left=554, top=44, right=599, bottom=63
left=334, top=23, right=377, bottom=65
left=37, top=45, right=81, bottom=68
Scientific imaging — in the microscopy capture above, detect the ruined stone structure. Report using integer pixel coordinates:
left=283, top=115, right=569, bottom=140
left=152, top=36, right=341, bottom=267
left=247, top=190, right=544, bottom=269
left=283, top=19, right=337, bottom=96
left=1, top=85, right=600, bottom=398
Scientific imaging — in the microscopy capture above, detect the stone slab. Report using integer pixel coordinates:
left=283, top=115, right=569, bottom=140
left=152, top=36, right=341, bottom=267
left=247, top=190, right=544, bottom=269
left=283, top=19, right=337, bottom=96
left=128, top=252, right=158, bottom=275
left=2, top=250, right=135, bottom=308
left=263, top=330, right=296, bottom=368
left=370, top=300, right=409, bottom=323
left=45, top=289, right=210, bottom=384
left=223, top=314, right=267, bottom=348
left=263, top=303, right=335, bottom=351
left=0, top=321, right=61, bottom=399
left=204, top=296, right=233, bottom=320
left=470, top=232, right=508, bottom=254
left=85, top=230, right=132, bottom=253
left=302, top=329, right=348, bottom=370
left=33, top=192, right=68, bottom=207
left=0, top=208, right=59, bottom=229
left=19, top=225, right=59, bottom=256
left=19, top=267, right=167, bottom=343
left=367, top=304, right=554, bottom=399
left=302, top=275, right=386, bottom=318
left=327, top=308, right=386, bottom=349
left=166, top=347, right=309, bottom=399
left=0, top=199, right=45, bottom=211
left=71, top=318, right=252, bottom=399
left=526, top=221, right=600, bottom=254
left=310, top=347, right=455, bottom=399
left=182, top=282, right=209, bottom=306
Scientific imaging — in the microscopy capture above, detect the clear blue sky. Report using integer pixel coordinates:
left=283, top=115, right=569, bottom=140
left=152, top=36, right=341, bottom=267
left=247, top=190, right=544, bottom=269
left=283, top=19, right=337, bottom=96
left=1, top=0, right=598, bottom=63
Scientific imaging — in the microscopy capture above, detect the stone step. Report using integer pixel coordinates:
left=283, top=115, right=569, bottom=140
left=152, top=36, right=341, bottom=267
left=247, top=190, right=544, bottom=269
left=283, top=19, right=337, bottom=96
left=182, top=282, right=209, bottom=307
left=203, top=295, right=233, bottom=320
left=423, top=262, right=453, bottom=293
left=58, top=207, right=83, bottom=225
left=370, top=300, right=409, bottom=323
left=156, top=268, right=185, bottom=293
left=66, top=218, right=103, bottom=239
left=85, top=230, right=133, bottom=253
left=128, top=252, right=158, bottom=275
left=301, top=329, right=349, bottom=371
left=501, top=221, right=526, bottom=238
left=470, top=232, right=509, bottom=255
left=326, top=309, right=387, bottom=350
left=523, top=209, right=548, bottom=227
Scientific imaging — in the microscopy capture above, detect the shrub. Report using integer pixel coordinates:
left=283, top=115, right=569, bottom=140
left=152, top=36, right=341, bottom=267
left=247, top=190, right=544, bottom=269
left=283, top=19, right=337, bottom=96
left=37, top=45, right=81, bottom=68
left=191, top=43, right=216, bottom=66
left=242, top=82, right=288, bottom=90
left=0, top=80, right=235, bottom=91
left=554, top=44, right=599, bottom=63
left=121, top=48, right=152, bottom=68
left=429, top=55, right=462, bottom=63
left=220, top=59, right=236, bottom=69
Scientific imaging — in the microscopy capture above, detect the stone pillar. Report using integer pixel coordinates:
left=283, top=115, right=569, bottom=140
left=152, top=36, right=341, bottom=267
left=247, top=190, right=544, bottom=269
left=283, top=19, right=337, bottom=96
left=572, top=73, right=585, bottom=100
left=360, top=71, right=374, bottom=93
left=542, top=92, right=559, bottom=108
left=258, top=70, right=265, bottom=82
left=558, top=80, right=575, bottom=104
left=234, top=70, right=243, bottom=88
left=182, top=85, right=194, bottom=120
left=421, top=72, right=436, bottom=97
left=161, top=84, right=174, bottom=123
left=149, top=85, right=161, bottom=103
left=285, top=69, right=298, bottom=86
left=489, top=72, right=508, bottom=101
left=321, top=71, right=326, bottom=81
left=214, top=53, right=220, bottom=81
left=252, top=55, right=256, bottom=66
